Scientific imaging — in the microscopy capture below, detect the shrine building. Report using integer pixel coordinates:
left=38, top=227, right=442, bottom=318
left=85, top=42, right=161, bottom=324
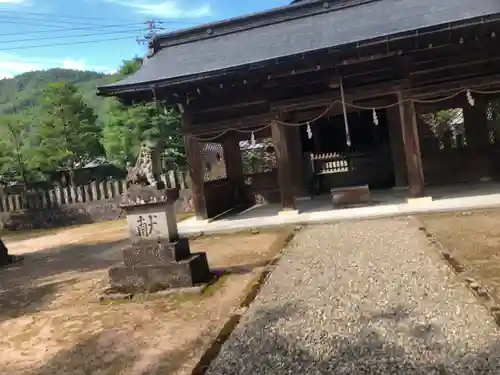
left=98, top=0, right=500, bottom=220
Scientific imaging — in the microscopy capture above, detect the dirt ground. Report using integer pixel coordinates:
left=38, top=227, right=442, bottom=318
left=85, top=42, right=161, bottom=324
left=418, top=209, right=500, bottom=306
left=0, top=221, right=286, bottom=375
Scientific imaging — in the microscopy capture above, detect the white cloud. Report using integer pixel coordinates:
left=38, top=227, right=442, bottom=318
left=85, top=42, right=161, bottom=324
left=0, top=58, right=41, bottom=77
left=62, top=58, right=110, bottom=72
left=0, top=54, right=113, bottom=78
left=106, top=0, right=211, bottom=18
left=0, top=0, right=25, bottom=3
left=62, top=59, right=87, bottom=71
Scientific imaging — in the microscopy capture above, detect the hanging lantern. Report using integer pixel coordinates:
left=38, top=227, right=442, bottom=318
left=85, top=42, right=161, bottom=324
left=372, top=109, right=379, bottom=126
left=306, top=122, right=313, bottom=139
left=250, top=131, right=256, bottom=146
left=466, top=90, right=475, bottom=107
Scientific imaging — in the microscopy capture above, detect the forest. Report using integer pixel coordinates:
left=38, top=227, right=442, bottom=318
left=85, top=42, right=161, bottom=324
left=0, top=58, right=184, bottom=187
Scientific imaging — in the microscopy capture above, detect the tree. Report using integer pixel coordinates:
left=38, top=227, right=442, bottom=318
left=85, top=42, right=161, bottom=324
left=118, top=57, right=142, bottom=76
left=33, top=82, right=103, bottom=185
left=0, top=114, right=35, bottom=186
left=102, top=58, right=184, bottom=169
left=102, top=101, right=183, bottom=168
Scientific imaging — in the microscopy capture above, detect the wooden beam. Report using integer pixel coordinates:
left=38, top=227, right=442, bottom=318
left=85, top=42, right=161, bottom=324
left=412, top=56, right=500, bottom=78
left=411, top=59, right=500, bottom=87
left=271, top=79, right=408, bottom=111
left=190, top=98, right=267, bottom=115
left=408, top=72, right=500, bottom=97
left=187, top=113, right=271, bottom=135
left=410, top=39, right=500, bottom=66
left=292, top=97, right=394, bottom=120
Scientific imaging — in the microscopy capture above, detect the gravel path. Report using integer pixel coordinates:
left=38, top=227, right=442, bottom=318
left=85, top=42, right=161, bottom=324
left=206, top=217, right=500, bottom=374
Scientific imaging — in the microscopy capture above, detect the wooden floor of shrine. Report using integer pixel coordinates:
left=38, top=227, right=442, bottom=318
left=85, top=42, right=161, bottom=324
left=178, top=181, right=500, bottom=235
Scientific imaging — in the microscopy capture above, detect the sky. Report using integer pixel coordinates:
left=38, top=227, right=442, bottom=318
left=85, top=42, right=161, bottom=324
left=0, top=0, right=291, bottom=79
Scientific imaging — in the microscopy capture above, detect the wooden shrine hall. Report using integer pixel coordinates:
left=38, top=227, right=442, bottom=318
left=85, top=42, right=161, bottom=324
left=98, top=0, right=500, bottom=220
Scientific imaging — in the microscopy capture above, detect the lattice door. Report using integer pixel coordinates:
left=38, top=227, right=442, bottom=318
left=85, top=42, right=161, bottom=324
left=200, top=142, right=227, bottom=182
left=487, top=101, right=500, bottom=145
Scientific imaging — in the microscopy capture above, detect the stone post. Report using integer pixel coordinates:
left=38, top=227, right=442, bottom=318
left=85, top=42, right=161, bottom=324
left=99, top=182, right=106, bottom=200
left=90, top=182, right=99, bottom=200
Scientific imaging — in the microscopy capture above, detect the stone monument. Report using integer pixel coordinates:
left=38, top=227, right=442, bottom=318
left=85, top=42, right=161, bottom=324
left=106, top=141, right=212, bottom=294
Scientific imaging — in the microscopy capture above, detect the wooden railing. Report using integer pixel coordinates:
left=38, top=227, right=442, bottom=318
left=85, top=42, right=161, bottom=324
left=0, top=170, right=190, bottom=213
left=311, top=151, right=390, bottom=175
left=310, top=151, right=393, bottom=190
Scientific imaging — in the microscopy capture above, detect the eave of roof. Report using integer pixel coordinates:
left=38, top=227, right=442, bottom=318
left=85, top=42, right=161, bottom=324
left=98, top=0, right=500, bottom=96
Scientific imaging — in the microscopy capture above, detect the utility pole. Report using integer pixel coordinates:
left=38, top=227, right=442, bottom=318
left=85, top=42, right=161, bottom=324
left=136, top=19, right=163, bottom=46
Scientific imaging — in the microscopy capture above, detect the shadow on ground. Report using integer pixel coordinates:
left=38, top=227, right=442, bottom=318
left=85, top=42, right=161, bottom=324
left=25, top=328, right=209, bottom=375
left=0, top=239, right=125, bottom=320
left=207, top=303, right=500, bottom=374
left=6, top=302, right=499, bottom=374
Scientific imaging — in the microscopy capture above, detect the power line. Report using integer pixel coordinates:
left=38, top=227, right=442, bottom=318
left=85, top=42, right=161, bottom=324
left=0, top=9, right=211, bottom=24
left=0, top=19, right=79, bottom=31
left=0, top=28, right=146, bottom=44
left=0, top=22, right=146, bottom=36
left=0, top=10, right=137, bottom=23
left=0, top=15, right=116, bottom=27
left=0, top=36, right=137, bottom=52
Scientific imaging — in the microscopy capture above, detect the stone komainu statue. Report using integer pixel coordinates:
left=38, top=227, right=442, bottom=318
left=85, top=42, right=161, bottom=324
left=125, top=141, right=162, bottom=189
left=122, top=140, right=176, bottom=206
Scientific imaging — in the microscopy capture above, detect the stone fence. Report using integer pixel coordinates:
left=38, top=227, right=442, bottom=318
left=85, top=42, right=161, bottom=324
left=0, top=170, right=194, bottom=231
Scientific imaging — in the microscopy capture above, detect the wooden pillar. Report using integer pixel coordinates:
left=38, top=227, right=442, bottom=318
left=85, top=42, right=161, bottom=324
left=223, top=133, right=244, bottom=184
left=184, top=133, right=207, bottom=220
left=287, top=125, right=308, bottom=198
left=463, top=97, right=489, bottom=150
left=463, top=96, right=490, bottom=180
left=312, top=123, right=322, bottom=154
left=223, top=133, right=246, bottom=204
left=271, top=115, right=296, bottom=211
left=397, top=92, right=425, bottom=197
left=386, top=105, right=408, bottom=188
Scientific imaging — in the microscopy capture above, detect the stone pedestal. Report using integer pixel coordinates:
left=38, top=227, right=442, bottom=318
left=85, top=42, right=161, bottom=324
left=107, top=186, right=212, bottom=294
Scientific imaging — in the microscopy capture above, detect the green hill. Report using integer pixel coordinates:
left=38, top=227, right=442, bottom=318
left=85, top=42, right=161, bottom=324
left=0, top=68, right=120, bottom=122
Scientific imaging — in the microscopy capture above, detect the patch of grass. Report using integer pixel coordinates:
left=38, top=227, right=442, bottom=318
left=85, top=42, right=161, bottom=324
left=202, top=273, right=231, bottom=299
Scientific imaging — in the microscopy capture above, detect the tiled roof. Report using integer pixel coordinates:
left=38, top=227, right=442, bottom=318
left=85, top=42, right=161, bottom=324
left=98, top=0, right=500, bottom=95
